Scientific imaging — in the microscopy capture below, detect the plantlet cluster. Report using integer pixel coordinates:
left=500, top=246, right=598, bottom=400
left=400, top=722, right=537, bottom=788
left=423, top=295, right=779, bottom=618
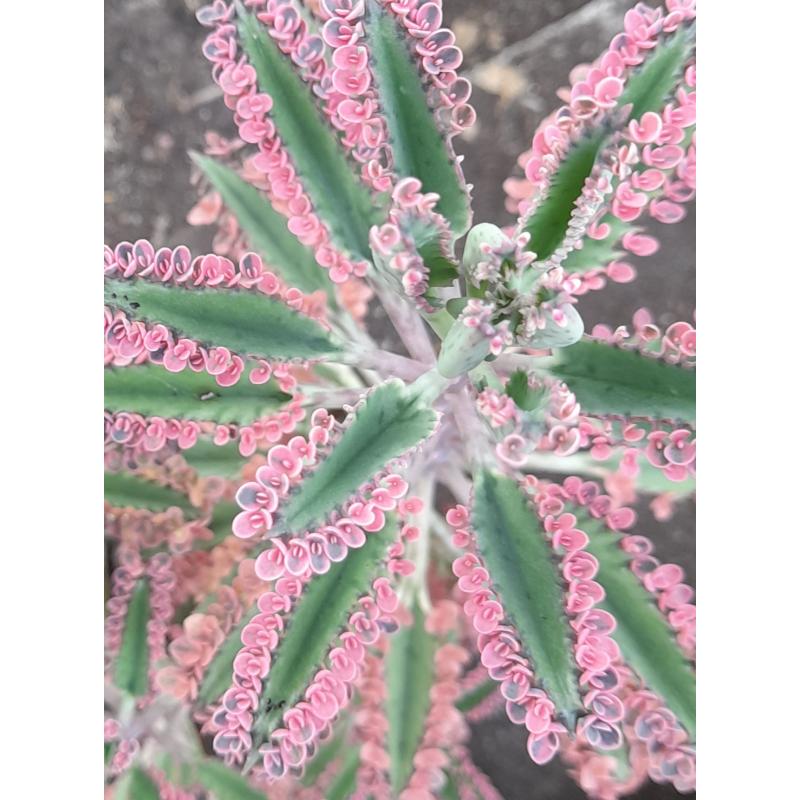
left=104, top=1, right=696, bottom=797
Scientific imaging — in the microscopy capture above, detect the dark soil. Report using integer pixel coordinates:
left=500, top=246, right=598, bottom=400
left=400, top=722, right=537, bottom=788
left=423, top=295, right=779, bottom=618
left=105, top=2, right=695, bottom=797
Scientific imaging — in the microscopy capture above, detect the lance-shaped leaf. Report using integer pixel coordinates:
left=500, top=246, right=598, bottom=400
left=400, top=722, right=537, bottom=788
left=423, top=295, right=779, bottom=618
left=455, top=676, right=497, bottom=713
left=325, top=749, right=359, bottom=800
left=115, top=766, right=160, bottom=800
left=104, top=364, right=291, bottom=425
left=523, top=127, right=607, bottom=262
left=114, top=579, right=151, bottom=697
left=541, top=338, right=695, bottom=422
left=506, top=369, right=547, bottom=412
left=194, top=759, right=267, bottom=800
left=198, top=523, right=395, bottom=714
left=386, top=599, right=436, bottom=795
left=580, top=515, right=696, bottom=739
left=252, top=524, right=396, bottom=740
left=364, top=0, right=471, bottom=236
left=276, top=379, right=439, bottom=535
left=237, top=8, right=376, bottom=260
left=196, top=604, right=259, bottom=708
left=523, top=25, right=694, bottom=260
left=561, top=215, right=629, bottom=271
left=104, top=472, right=196, bottom=516
left=443, top=765, right=501, bottom=800
left=442, top=772, right=460, bottom=800
left=524, top=450, right=696, bottom=498
left=471, top=469, right=583, bottom=729
left=105, top=279, right=342, bottom=361
left=138, top=502, right=237, bottom=562
left=183, top=440, right=249, bottom=478
left=621, top=25, right=694, bottom=120
left=194, top=502, right=239, bottom=553
left=191, top=153, right=333, bottom=300
left=300, top=727, right=347, bottom=787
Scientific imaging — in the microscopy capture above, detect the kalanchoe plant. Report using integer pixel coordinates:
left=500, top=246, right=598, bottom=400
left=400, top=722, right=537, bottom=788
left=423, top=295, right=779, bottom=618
left=104, top=1, right=696, bottom=798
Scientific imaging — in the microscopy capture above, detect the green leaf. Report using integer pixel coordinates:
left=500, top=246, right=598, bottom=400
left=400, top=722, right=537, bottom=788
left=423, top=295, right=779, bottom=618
left=104, top=363, right=291, bottom=424
left=442, top=772, right=461, bottom=800
left=419, top=235, right=459, bottom=287
left=443, top=767, right=500, bottom=800
left=523, top=25, right=694, bottom=262
left=194, top=502, right=239, bottom=552
left=191, top=153, right=333, bottom=299
left=104, top=471, right=196, bottom=516
left=159, top=756, right=202, bottom=794
left=183, top=440, right=248, bottom=478
left=580, top=515, right=695, bottom=739
left=115, top=766, right=160, bottom=800
left=471, top=469, right=583, bottom=729
left=252, top=524, right=396, bottom=741
left=276, top=379, right=438, bottom=535
left=426, top=255, right=460, bottom=287
left=105, top=279, right=342, bottom=361
left=634, top=463, right=695, bottom=496
left=386, top=599, right=436, bottom=794
left=301, top=727, right=347, bottom=787
left=194, top=759, right=267, bottom=800
left=522, top=450, right=695, bottom=498
left=139, top=503, right=235, bottom=559
left=506, top=369, right=546, bottom=412
left=523, top=127, right=606, bottom=262
left=455, top=676, right=497, bottom=713
left=325, top=749, right=359, bottom=800
left=601, top=451, right=695, bottom=497
left=196, top=604, right=259, bottom=708
left=237, top=8, right=376, bottom=260
left=561, top=215, right=629, bottom=272
left=542, top=339, right=695, bottom=422
left=114, top=579, right=151, bottom=697
left=364, top=0, right=471, bottom=236
left=620, top=26, right=694, bottom=119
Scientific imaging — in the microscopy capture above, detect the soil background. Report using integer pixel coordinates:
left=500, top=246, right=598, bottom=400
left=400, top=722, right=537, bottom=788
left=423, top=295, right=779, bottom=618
left=105, top=1, right=695, bottom=797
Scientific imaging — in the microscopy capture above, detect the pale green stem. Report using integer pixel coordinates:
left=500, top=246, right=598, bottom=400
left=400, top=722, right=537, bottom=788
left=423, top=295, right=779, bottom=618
left=424, top=308, right=456, bottom=340
left=450, top=388, right=490, bottom=469
left=523, top=450, right=608, bottom=478
left=438, top=465, right=472, bottom=506
left=345, top=346, right=429, bottom=381
left=299, top=387, right=364, bottom=408
left=430, top=511, right=459, bottom=557
left=371, top=279, right=438, bottom=363
left=330, top=306, right=379, bottom=355
left=408, top=368, right=453, bottom=405
left=313, top=362, right=369, bottom=390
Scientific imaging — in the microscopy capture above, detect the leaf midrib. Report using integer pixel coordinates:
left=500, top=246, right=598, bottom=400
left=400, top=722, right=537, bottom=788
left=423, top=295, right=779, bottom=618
left=238, top=10, right=376, bottom=259
left=472, top=470, right=583, bottom=728
left=278, top=383, right=435, bottom=534
left=579, top=514, right=696, bottom=739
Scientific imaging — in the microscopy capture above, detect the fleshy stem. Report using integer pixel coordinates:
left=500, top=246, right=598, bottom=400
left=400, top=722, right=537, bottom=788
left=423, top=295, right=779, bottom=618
left=299, top=387, right=365, bottom=408
left=371, top=280, right=438, bottom=364
left=346, top=347, right=429, bottom=381
left=450, top=389, right=489, bottom=469
left=425, top=309, right=456, bottom=341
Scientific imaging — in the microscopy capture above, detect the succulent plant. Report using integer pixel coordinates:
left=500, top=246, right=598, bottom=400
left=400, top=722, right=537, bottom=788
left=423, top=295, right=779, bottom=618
left=104, top=1, right=696, bottom=798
